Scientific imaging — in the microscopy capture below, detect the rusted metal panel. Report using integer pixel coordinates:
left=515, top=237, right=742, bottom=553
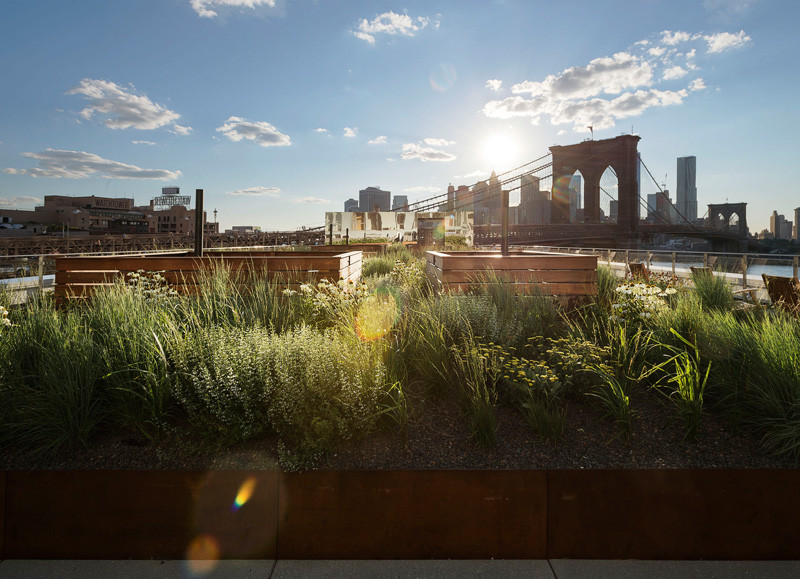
left=548, top=469, right=800, bottom=560
left=4, top=471, right=279, bottom=560
left=277, top=470, right=547, bottom=559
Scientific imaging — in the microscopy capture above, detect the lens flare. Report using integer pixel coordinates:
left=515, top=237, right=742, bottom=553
left=232, top=476, right=257, bottom=512
left=430, top=62, right=457, bottom=92
left=185, top=534, right=220, bottom=577
left=552, top=175, right=572, bottom=204
left=355, top=288, right=399, bottom=342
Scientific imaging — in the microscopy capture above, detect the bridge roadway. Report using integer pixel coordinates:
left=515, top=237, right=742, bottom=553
left=474, top=223, right=746, bottom=251
left=0, top=229, right=325, bottom=257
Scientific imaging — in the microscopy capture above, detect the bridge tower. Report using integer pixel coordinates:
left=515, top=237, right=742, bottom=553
left=707, top=203, right=749, bottom=252
left=550, top=135, right=641, bottom=245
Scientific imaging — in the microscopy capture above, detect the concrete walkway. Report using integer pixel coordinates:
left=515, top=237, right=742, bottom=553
left=1, top=560, right=800, bottom=578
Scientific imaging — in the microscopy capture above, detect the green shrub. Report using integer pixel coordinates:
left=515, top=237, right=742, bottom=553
left=171, top=325, right=387, bottom=453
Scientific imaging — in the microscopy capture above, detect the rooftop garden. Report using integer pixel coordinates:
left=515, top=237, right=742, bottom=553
left=0, top=244, right=798, bottom=471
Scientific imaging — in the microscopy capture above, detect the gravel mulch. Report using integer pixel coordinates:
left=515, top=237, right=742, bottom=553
left=0, top=384, right=793, bottom=471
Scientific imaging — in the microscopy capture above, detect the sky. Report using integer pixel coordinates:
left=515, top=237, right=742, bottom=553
left=0, top=0, right=797, bottom=233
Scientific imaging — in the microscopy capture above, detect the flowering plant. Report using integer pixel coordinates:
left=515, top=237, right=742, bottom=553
left=0, top=305, right=12, bottom=327
left=610, top=282, right=677, bottom=323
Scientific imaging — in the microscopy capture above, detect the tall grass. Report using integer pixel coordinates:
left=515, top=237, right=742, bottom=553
left=0, top=302, right=104, bottom=453
left=691, top=269, right=734, bottom=312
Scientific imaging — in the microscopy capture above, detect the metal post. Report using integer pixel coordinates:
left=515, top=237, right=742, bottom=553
left=194, top=189, right=204, bottom=257
left=672, top=252, right=676, bottom=277
left=794, top=256, right=798, bottom=279
left=703, top=253, right=708, bottom=269
left=742, top=254, right=748, bottom=288
left=501, top=189, right=509, bottom=256
left=647, top=251, right=652, bottom=272
left=328, top=224, right=333, bottom=246
left=38, top=255, right=44, bottom=294
left=345, top=228, right=349, bottom=245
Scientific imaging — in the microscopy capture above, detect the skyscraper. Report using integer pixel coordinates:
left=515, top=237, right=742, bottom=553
left=344, top=198, right=359, bottom=212
left=569, top=174, right=582, bottom=222
left=676, top=156, right=697, bottom=222
left=359, top=186, right=390, bottom=212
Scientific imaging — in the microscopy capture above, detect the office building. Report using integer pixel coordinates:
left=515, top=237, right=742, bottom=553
left=392, top=195, right=409, bottom=211
left=676, top=156, right=698, bottom=222
left=344, top=198, right=359, bottom=212
left=359, top=186, right=391, bottom=212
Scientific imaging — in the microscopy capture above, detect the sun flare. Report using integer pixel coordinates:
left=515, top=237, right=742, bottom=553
left=483, top=134, right=519, bottom=170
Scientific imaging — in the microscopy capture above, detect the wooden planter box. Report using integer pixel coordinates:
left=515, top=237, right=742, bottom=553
left=426, top=250, right=597, bottom=306
left=1, top=469, right=798, bottom=560
left=54, top=250, right=362, bottom=302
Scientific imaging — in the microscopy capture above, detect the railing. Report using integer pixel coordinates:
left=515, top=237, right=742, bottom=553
left=517, top=245, right=800, bottom=292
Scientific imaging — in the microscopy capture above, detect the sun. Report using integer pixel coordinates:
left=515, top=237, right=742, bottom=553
left=483, top=133, right=519, bottom=170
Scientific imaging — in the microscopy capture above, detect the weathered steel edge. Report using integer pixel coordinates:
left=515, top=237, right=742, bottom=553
left=1, top=469, right=799, bottom=560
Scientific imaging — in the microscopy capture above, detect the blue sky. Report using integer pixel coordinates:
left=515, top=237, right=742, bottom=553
left=0, top=0, right=796, bottom=232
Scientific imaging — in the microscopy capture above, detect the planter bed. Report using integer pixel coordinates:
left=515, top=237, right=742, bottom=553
left=54, top=250, right=362, bottom=302
left=426, top=250, right=597, bottom=306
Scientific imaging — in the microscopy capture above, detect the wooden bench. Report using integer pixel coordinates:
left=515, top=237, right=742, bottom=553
left=762, top=273, right=800, bottom=313
left=627, top=262, right=649, bottom=280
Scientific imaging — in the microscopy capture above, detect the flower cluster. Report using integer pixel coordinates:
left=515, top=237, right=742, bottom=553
left=390, top=259, right=424, bottom=288
left=125, top=269, right=178, bottom=300
left=611, top=282, right=677, bottom=323
left=284, top=277, right=371, bottom=327
left=0, top=305, right=12, bottom=328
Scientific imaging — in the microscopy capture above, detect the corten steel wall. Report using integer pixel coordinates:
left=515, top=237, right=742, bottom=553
left=1, top=469, right=799, bottom=560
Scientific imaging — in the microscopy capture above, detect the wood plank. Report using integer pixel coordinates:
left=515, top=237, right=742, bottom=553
left=436, top=269, right=597, bottom=284
left=436, top=255, right=597, bottom=270
left=439, top=282, right=596, bottom=296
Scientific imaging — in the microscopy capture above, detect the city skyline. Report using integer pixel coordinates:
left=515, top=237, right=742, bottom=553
left=1, top=0, right=797, bottom=233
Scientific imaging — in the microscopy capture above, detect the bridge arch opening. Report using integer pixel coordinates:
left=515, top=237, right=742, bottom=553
left=599, top=166, right=618, bottom=224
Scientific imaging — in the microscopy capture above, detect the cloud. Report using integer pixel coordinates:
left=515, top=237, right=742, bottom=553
left=423, top=137, right=455, bottom=147
left=484, top=87, right=688, bottom=131
left=401, top=141, right=456, bottom=162
left=343, top=127, right=358, bottom=138
left=352, top=11, right=429, bottom=44
left=315, top=128, right=328, bottom=133
left=190, top=0, right=276, bottom=18
left=660, top=30, right=694, bottom=45
left=132, top=140, right=156, bottom=146
left=483, top=30, right=746, bottom=132
left=704, top=30, right=751, bottom=53
left=227, top=186, right=280, bottom=197
left=368, top=135, right=387, bottom=145
left=66, top=79, right=187, bottom=132
left=171, top=124, right=193, bottom=135
left=0, top=195, right=42, bottom=208
left=403, top=185, right=442, bottom=194
left=511, top=52, right=652, bottom=100
left=485, top=79, right=502, bottom=91
left=292, top=196, right=329, bottom=204
left=216, top=116, right=291, bottom=147
left=688, top=78, right=706, bottom=91
left=455, top=170, right=489, bottom=180
left=4, top=149, right=181, bottom=180
left=663, top=66, right=688, bottom=80
left=557, top=129, right=567, bottom=135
